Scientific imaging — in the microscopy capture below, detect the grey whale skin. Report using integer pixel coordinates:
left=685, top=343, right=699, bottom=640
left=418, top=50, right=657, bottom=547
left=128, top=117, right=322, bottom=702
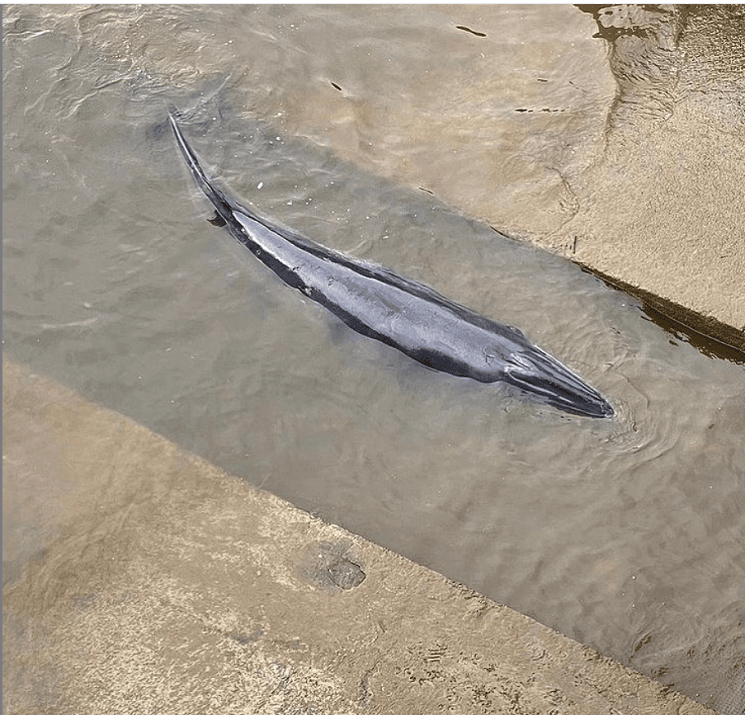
left=169, top=113, right=613, bottom=418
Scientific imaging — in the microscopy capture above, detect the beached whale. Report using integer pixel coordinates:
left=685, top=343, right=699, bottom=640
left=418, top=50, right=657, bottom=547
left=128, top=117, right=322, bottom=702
left=169, top=112, right=613, bottom=418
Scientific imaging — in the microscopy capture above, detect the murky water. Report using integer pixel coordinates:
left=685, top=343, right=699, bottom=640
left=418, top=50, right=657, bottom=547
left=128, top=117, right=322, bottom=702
left=3, top=5, right=744, bottom=713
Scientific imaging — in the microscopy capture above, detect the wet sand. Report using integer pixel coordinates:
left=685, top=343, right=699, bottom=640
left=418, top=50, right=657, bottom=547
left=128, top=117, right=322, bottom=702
left=2, top=357, right=717, bottom=713
left=546, top=5, right=745, bottom=352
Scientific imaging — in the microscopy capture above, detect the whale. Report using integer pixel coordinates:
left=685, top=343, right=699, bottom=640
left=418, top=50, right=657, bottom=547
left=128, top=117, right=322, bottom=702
left=168, top=112, right=613, bottom=418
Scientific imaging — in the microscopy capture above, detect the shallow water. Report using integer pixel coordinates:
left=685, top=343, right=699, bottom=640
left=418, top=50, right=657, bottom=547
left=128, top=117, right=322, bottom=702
left=3, top=5, right=744, bottom=713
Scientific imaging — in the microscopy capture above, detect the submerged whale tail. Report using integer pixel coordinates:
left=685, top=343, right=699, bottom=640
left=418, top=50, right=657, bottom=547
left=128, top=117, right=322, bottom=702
left=168, top=111, right=238, bottom=228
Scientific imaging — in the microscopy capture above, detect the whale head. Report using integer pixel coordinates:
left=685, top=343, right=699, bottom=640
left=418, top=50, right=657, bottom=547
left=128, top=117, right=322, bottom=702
left=502, top=347, right=614, bottom=418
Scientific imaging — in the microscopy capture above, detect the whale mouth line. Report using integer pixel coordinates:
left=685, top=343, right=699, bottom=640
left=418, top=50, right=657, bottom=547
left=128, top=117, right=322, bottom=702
left=510, top=374, right=613, bottom=417
left=505, top=356, right=614, bottom=419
